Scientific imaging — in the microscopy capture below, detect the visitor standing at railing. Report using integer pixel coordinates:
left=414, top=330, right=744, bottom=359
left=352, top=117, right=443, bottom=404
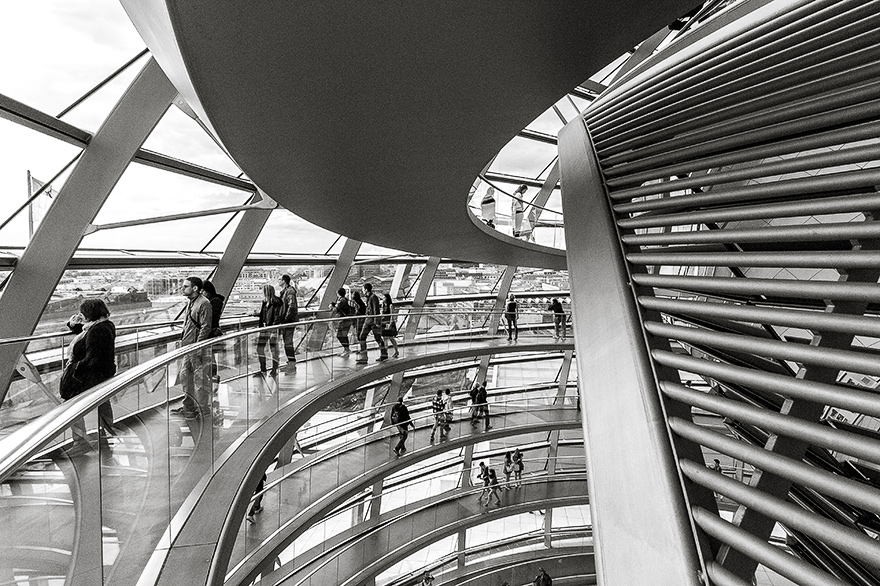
left=278, top=274, right=299, bottom=373
left=350, top=290, right=366, bottom=349
left=61, top=298, right=117, bottom=438
left=504, top=294, right=518, bottom=341
left=202, top=280, right=225, bottom=338
left=330, top=287, right=353, bottom=356
left=202, top=280, right=225, bottom=379
left=255, top=284, right=283, bottom=377
left=548, top=298, right=566, bottom=340
left=481, top=186, right=496, bottom=229
left=503, top=451, right=514, bottom=490
left=356, top=283, right=388, bottom=364
left=512, top=448, right=524, bottom=487
left=381, top=292, right=399, bottom=358
left=511, top=183, right=527, bottom=237
left=175, top=276, right=213, bottom=420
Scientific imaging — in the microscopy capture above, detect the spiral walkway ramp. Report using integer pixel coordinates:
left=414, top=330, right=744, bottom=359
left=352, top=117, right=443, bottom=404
left=4, top=0, right=880, bottom=585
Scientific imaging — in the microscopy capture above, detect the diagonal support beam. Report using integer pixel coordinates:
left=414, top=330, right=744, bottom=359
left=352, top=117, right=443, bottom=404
left=487, top=267, right=517, bottom=336
left=307, top=238, right=362, bottom=351
left=390, top=263, right=413, bottom=299
left=210, top=192, right=276, bottom=301
left=403, top=256, right=441, bottom=340
left=0, top=58, right=176, bottom=402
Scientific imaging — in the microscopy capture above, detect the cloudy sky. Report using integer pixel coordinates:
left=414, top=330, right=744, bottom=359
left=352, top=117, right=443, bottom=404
left=0, top=2, right=592, bottom=257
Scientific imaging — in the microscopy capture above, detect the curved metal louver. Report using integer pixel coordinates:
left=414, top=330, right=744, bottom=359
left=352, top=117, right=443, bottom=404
left=580, top=0, right=880, bottom=584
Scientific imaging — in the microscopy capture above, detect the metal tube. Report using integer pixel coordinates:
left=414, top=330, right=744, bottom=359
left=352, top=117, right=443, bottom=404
left=631, top=273, right=880, bottom=303
left=691, top=507, right=850, bottom=586
left=679, top=460, right=880, bottom=567
left=627, top=249, right=880, bottom=269
left=617, top=191, right=880, bottom=230
left=640, top=297, right=880, bottom=338
left=646, top=321, right=880, bottom=378
left=681, top=460, right=880, bottom=569
left=707, top=562, right=755, bottom=586
left=669, top=417, right=880, bottom=512
left=662, top=381, right=880, bottom=466
left=614, top=167, right=880, bottom=214
left=605, top=116, right=880, bottom=185
left=611, top=143, right=880, bottom=201
left=593, top=23, right=880, bottom=150
left=624, top=220, right=880, bottom=246
left=651, top=349, right=880, bottom=419
left=603, top=85, right=880, bottom=171
left=586, top=0, right=848, bottom=126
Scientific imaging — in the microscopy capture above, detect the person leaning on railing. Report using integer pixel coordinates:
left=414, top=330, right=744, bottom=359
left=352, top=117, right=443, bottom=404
left=60, top=298, right=118, bottom=439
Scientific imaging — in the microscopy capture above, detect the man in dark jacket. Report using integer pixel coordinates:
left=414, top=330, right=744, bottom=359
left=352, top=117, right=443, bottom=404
left=331, top=288, right=353, bottom=355
left=475, top=381, right=491, bottom=431
left=533, top=567, right=552, bottom=586
left=390, top=396, right=413, bottom=456
left=278, top=274, right=299, bottom=373
left=356, top=283, right=388, bottom=364
left=548, top=298, right=566, bottom=340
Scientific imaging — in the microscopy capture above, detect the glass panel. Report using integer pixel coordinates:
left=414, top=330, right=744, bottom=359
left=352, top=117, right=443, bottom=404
left=0, top=121, right=83, bottom=250
left=226, top=265, right=333, bottom=316
left=140, top=106, right=242, bottom=176
left=0, top=2, right=144, bottom=115
left=250, top=209, right=340, bottom=254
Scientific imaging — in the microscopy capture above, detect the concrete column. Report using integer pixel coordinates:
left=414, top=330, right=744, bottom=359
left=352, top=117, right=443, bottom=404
left=558, top=117, right=704, bottom=585
left=0, top=58, right=176, bottom=401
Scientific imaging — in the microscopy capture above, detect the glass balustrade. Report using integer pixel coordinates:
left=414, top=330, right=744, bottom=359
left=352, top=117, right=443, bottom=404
left=0, top=309, right=574, bottom=586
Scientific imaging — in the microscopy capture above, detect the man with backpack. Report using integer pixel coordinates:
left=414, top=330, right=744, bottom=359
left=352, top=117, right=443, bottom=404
left=390, top=396, right=413, bottom=456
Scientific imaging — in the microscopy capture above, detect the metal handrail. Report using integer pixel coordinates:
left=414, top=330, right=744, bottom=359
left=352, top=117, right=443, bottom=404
left=278, top=472, right=589, bottom=586
left=0, top=310, right=562, bottom=482
left=0, top=292, right=572, bottom=348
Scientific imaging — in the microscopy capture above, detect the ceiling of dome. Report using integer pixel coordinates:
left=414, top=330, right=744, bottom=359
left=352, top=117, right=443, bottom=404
left=122, top=1, right=695, bottom=269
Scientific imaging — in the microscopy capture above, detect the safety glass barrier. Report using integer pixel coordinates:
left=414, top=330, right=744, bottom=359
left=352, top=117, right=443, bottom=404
left=228, top=397, right=582, bottom=576
left=259, top=471, right=587, bottom=586
left=0, top=315, right=257, bottom=436
left=1, top=299, right=572, bottom=437
left=0, top=310, right=569, bottom=586
left=467, top=176, right=565, bottom=249
left=383, top=526, right=593, bottom=586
